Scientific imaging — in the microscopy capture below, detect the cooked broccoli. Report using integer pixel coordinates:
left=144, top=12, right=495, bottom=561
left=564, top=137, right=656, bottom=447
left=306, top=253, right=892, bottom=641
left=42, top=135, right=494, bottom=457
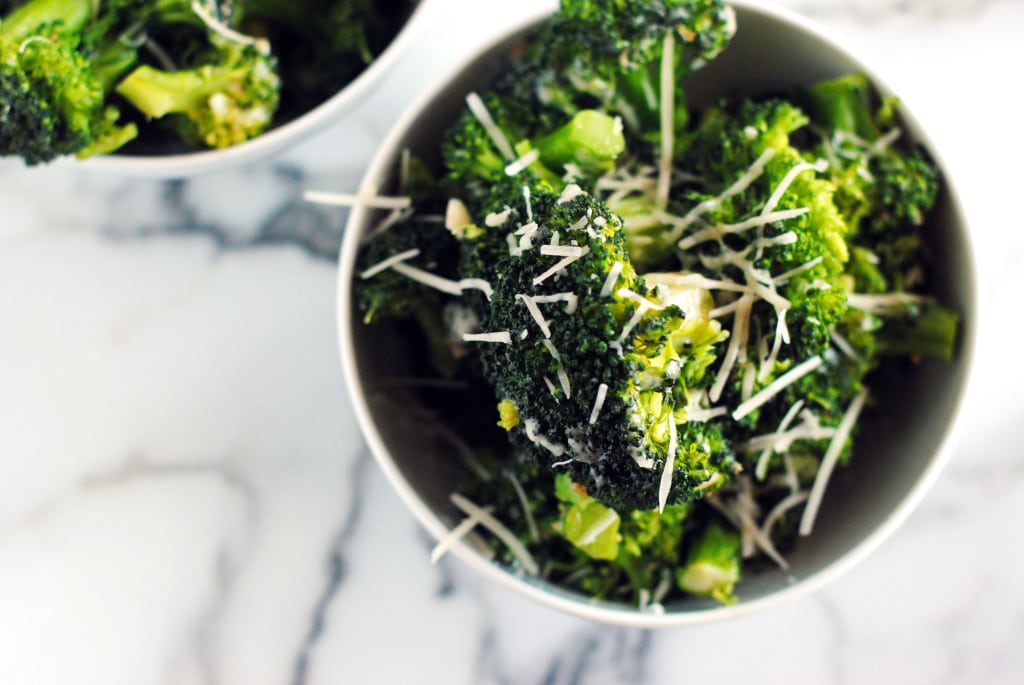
left=459, top=186, right=734, bottom=511
left=115, top=36, right=279, bottom=150
left=803, top=73, right=939, bottom=240
left=353, top=0, right=958, bottom=608
left=2, top=0, right=412, bottom=162
left=0, top=0, right=140, bottom=163
left=675, top=519, right=741, bottom=604
left=442, top=89, right=624, bottom=212
left=501, top=0, right=735, bottom=143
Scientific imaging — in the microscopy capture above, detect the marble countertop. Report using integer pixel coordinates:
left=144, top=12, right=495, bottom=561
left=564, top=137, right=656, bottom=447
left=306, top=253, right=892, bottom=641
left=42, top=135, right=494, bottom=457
left=1, top=0, right=1022, bottom=683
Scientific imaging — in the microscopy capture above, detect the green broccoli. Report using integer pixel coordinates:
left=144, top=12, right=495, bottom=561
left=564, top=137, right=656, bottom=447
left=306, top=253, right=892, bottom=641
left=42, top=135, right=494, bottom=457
left=442, top=89, right=625, bottom=212
left=115, top=36, right=279, bottom=150
left=0, top=0, right=140, bottom=163
left=675, top=519, right=741, bottom=603
left=460, top=185, right=734, bottom=511
left=353, top=0, right=960, bottom=609
left=0, top=0, right=281, bottom=161
left=802, top=73, right=939, bottom=241
left=501, top=0, right=736, bottom=142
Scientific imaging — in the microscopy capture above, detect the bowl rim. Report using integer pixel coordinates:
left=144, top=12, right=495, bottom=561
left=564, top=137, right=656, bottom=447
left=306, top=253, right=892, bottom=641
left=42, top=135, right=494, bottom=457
left=69, top=0, right=432, bottom=179
left=336, top=0, right=980, bottom=627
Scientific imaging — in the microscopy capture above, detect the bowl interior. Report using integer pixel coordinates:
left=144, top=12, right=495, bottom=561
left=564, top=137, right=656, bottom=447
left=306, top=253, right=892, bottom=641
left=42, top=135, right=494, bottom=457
left=339, top=2, right=976, bottom=625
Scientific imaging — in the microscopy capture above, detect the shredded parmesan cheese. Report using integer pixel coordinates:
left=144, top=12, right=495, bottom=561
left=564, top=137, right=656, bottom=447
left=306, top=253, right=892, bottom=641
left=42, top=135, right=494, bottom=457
left=600, top=262, right=624, bottom=297
left=588, top=383, right=609, bottom=424
left=430, top=512, right=482, bottom=564
left=360, top=248, right=419, bottom=279
left=505, top=148, right=540, bottom=176
left=465, top=92, right=514, bottom=159
left=504, top=472, right=540, bottom=542
left=656, top=30, right=675, bottom=210
left=754, top=399, right=804, bottom=481
left=761, top=159, right=827, bottom=216
left=709, top=295, right=754, bottom=402
left=445, top=198, right=472, bottom=236
left=557, top=183, right=586, bottom=204
left=462, top=331, right=512, bottom=344
left=532, top=247, right=591, bottom=285
left=191, top=0, right=269, bottom=53
left=540, top=244, right=586, bottom=257
left=532, top=292, right=579, bottom=313
left=799, top=391, right=869, bottom=536
left=523, top=418, right=566, bottom=456
left=657, top=418, right=678, bottom=513
left=733, top=355, right=824, bottom=420
left=303, top=190, right=412, bottom=210
left=450, top=493, right=539, bottom=575
left=485, top=206, right=512, bottom=227
left=516, top=294, right=551, bottom=338
left=667, top=148, right=777, bottom=243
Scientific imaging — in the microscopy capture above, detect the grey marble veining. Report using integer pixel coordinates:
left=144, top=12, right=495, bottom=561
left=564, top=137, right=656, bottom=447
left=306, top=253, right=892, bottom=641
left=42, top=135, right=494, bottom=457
left=1, top=0, right=1023, bottom=683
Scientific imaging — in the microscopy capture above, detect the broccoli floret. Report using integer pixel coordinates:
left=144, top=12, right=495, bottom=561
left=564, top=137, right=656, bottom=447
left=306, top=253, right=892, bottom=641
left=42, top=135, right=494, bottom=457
left=115, top=36, right=280, bottom=150
left=442, top=90, right=624, bottom=212
left=0, top=0, right=139, bottom=163
left=502, top=0, right=735, bottom=142
left=461, top=186, right=734, bottom=510
left=355, top=214, right=462, bottom=377
left=802, top=73, right=939, bottom=240
left=0, top=0, right=292, bottom=161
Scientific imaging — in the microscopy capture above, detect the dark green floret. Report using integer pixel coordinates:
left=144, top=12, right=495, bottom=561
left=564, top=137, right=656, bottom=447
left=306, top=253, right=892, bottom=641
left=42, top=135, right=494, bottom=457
left=462, top=187, right=734, bottom=510
left=0, top=0, right=140, bottom=163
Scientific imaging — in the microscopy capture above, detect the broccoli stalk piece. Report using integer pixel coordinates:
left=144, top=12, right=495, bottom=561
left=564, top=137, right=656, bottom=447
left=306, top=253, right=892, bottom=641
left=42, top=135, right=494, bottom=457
left=675, top=520, right=741, bottom=604
left=0, top=0, right=139, bottom=163
left=874, top=301, right=960, bottom=363
left=115, top=36, right=280, bottom=150
left=461, top=185, right=734, bottom=511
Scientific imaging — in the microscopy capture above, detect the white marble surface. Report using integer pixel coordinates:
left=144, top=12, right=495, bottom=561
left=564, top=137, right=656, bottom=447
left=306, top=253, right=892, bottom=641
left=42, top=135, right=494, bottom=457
left=1, top=0, right=1022, bottom=683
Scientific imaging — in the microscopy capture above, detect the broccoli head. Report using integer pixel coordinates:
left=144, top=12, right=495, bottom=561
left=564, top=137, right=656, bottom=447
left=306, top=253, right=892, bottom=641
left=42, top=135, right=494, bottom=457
left=502, top=0, right=736, bottom=141
left=0, top=0, right=138, bottom=163
left=442, top=89, right=625, bottom=213
left=115, top=34, right=280, bottom=150
left=460, top=185, right=734, bottom=511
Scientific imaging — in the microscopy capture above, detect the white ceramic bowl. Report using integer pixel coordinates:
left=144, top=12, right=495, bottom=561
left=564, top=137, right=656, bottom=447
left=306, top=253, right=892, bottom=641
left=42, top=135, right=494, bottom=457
left=72, top=1, right=429, bottom=179
left=337, top=1, right=978, bottom=626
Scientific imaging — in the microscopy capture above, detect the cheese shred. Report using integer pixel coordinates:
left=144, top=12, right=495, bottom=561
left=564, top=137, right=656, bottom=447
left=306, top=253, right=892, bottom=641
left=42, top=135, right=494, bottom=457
left=799, top=391, right=869, bottom=536
left=450, top=493, right=539, bottom=575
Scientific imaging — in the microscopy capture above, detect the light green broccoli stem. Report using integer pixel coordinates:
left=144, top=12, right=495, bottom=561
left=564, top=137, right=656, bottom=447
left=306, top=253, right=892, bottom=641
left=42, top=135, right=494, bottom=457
left=535, top=109, right=626, bottom=175
left=878, top=302, right=959, bottom=362
left=115, top=53, right=278, bottom=149
left=675, top=521, right=741, bottom=604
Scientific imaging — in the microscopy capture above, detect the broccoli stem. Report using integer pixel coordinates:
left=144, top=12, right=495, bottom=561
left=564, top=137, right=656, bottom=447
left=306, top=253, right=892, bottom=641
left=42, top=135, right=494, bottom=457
left=803, top=73, right=881, bottom=141
left=115, top=63, right=234, bottom=118
left=535, top=109, right=626, bottom=175
left=675, top=521, right=741, bottom=604
left=877, top=303, right=960, bottom=362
